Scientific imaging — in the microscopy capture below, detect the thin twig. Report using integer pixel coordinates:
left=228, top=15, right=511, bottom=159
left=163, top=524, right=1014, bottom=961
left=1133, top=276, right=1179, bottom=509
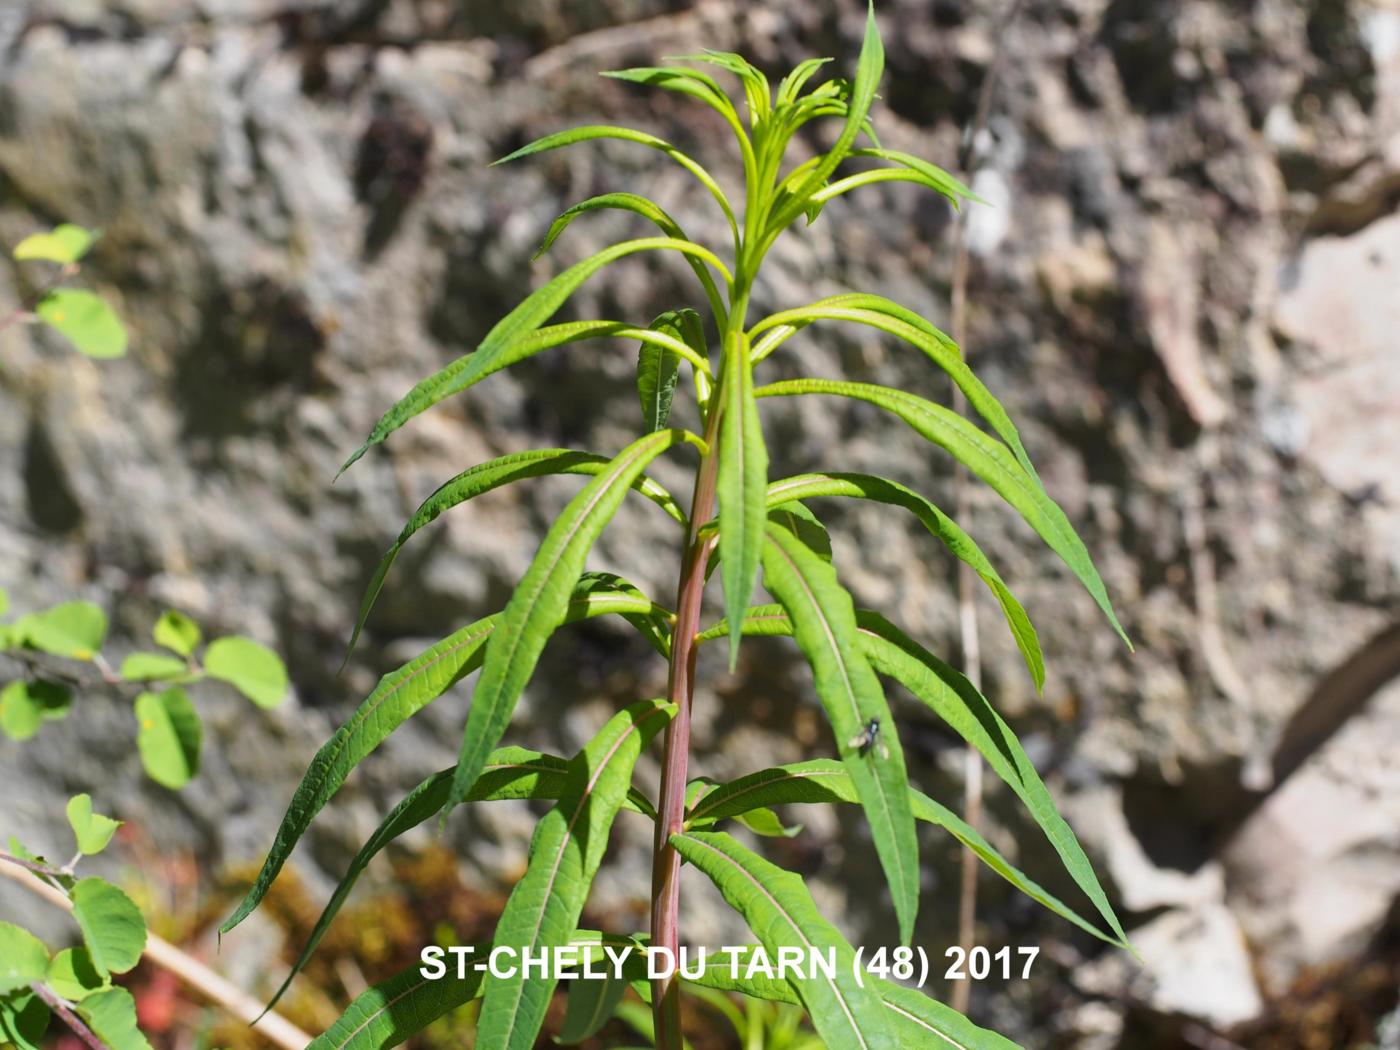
left=949, top=0, right=1028, bottom=1016
left=0, top=848, right=68, bottom=881
left=0, top=862, right=311, bottom=1050
left=30, top=980, right=107, bottom=1050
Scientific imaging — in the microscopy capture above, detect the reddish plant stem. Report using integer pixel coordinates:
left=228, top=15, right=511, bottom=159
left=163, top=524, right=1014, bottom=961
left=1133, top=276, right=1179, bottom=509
left=650, top=403, right=722, bottom=1049
left=29, top=981, right=106, bottom=1050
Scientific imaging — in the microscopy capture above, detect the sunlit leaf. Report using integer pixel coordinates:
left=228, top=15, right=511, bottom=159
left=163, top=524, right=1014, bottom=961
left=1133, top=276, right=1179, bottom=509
left=119, top=652, right=190, bottom=682
left=204, top=637, right=287, bottom=709
left=21, top=601, right=107, bottom=659
left=76, top=988, right=152, bottom=1050
left=66, top=794, right=122, bottom=856
left=13, top=224, right=95, bottom=265
left=134, top=688, right=202, bottom=789
left=36, top=290, right=127, bottom=359
left=70, top=878, right=146, bottom=977
left=717, top=331, right=768, bottom=667
left=46, top=948, right=108, bottom=1002
left=153, top=611, right=201, bottom=657
left=0, top=679, right=72, bottom=740
left=0, top=922, right=49, bottom=993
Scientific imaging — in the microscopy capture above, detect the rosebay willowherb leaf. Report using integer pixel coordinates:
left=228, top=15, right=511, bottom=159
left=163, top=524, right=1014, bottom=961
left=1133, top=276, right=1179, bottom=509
left=476, top=700, right=674, bottom=1050
left=445, top=429, right=700, bottom=816
left=757, top=377, right=1131, bottom=648
left=760, top=520, right=918, bottom=945
left=716, top=330, right=769, bottom=666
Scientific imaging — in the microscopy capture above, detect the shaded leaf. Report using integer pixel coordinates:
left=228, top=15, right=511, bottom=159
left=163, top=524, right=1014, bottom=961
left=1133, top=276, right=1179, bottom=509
left=70, top=878, right=146, bottom=977
left=637, top=309, right=703, bottom=433
left=46, top=948, right=108, bottom=1002
left=307, top=956, right=486, bottom=1050
left=204, top=637, right=287, bottom=709
left=559, top=971, right=627, bottom=1045
left=134, top=688, right=202, bottom=789
left=0, top=680, right=72, bottom=740
left=66, top=794, right=122, bottom=856
left=119, top=652, right=190, bottom=682
left=0, top=989, right=50, bottom=1050
left=36, top=290, right=127, bottom=359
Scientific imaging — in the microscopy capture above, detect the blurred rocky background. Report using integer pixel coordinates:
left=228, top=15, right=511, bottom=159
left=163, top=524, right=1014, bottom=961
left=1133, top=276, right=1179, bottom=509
left=2, top=0, right=1399, bottom=1046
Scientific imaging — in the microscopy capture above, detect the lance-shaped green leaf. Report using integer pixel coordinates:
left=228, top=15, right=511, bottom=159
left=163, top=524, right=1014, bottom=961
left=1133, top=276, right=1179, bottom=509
left=811, top=166, right=965, bottom=208
left=601, top=66, right=740, bottom=126
left=534, top=193, right=725, bottom=317
left=848, top=147, right=979, bottom=203
left=447, top=430, right=694, bottom=815
left=766, top=2, right=883, bottom=234
left=222, top=576, right=663, bottom=937
left=879, top=982, right=1021, bottom=1050
left=493, top=127, right=737, bottom=237
left=767, top=500, right=831, bottom=563
left=777, top=57, right=833, bottom=106
left=752, top=298, right=1047, bottom=488
left=671, top=830, right=896, bottom=1050
left=757, top=378, right=1130, bottom=647
left=13, top=224, right=95, bottom=264
left=686, top=759, right=1118, bottom=946
left=761, top=521, right=917, bottom=944
left=637, top=309, right=704, bottom=434
left=70, top=878, right=146, bottom=977
left=477, top=700, right=675, bottom=1050
left=858, top=613, right=1134, bottom=952
left=347, top=449, right=684, bottom=656
left=717, top=330, right=769, bottom=667
left=338, top=239, right=726, bottom=477
left=559, top=970, right=628, bottom=1045
left=264, top=746, right=604, bottom=1014
left=766, top=472, right=1043, bottom=688
left=668, top=50, right=771, bottom=124
left=36, top=290, right=127, bottom=358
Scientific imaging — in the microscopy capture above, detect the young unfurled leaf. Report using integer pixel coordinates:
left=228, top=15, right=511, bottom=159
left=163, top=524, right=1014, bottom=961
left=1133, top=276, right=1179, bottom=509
left=46, top=948, right=109, bottom=1002
left=638, top=309, right=703, bottom=432
left=671, top=831, right=896, bottom=1050
left=348, top=448, right=683, bottom=657
left=70, top=878, right=146, bottom=977
left=75, top=987, right=153, bottom=1050
left=0, top=679, right=73, bottom=740
left=761, top=521, right=917, bottom=944
left=767, top=472, right=1044, bottom=688
left=0, top=922, right=49, bottom=993
left=446, top=429, right=693, bottom=816
left=757, top=378, right=1130, bottom=648
left=13, top=224, right=95, bottom=264
left=222, top=577, right=663, bottom=937
left=134, top=688, right=202, bottom=789
left=20, top=601, right=107, bottom=659
left=476, top=700, right=675, bottom=1050
left=119, top=652, right=190, bottom=682
left=36, top=290, right=127, bottom=359
left=717, top=331, right=768, bottom=667
left=559, top=970, right=628, bottom=1045
left=153, top=610, right=201, bottom=657
left=66, top=793, right=122, bottom=856
left=204, top=637, right=288, bottom=709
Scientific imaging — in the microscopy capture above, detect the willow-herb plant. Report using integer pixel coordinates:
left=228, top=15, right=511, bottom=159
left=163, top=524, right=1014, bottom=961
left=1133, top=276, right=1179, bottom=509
left=223, top=7, right=1134, bottom=1049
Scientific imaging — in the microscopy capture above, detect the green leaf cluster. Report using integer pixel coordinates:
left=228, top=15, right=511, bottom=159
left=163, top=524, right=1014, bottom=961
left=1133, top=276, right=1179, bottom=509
left=7, top=225, right=128, bottom=358
left=1, top=598, right=288, bottom=788
left=228, top=5, right=1135, bottom=1048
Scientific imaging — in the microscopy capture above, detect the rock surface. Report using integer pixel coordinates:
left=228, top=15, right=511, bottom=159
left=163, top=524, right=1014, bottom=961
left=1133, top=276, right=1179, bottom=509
left=1, top=0, right=1398, bottom=1045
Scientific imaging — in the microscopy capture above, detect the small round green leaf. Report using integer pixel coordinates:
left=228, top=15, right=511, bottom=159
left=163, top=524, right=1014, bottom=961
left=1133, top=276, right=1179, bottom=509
left=152, top=611, right=201, bottom=657
left=13, top=224, right=95, bottom=265
left=46, top=948, right=108, bottom=1002
left=76, top=987, right=152, bottom=1050
left=36, top=289, right=128, bottom=359
left=67, top=794, right=123, bottom=856
left=0, top=922, right=49, bottom=993
left=21, top=601, right=108, bottom=659
left=204, top=637, right=288, bottom=709
left=0, top=680, right=73, bottom=740
left=134, top=688, right=202, bottom=789
left=119, top=652, right=189, bottom=682
left=70, top=878, right=146, bottom=977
